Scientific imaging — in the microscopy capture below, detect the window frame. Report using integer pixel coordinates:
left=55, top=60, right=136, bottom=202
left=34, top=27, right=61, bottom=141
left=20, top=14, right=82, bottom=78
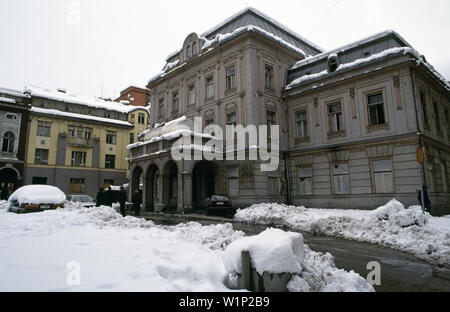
left=364, top=89, right=388, bottom=129
left=172, top=90, right=179, bottom=113
left=294, top=109, right=309, bottom=142
left=34, top=148, right=49, bottom=165
left=331, top=162, right=350, bottom=195
left=327, top=100, right=345, bottom=136
left=71, top=151, right=87, bottom=167
left=370, top=158, right=394, bottom=194
left=205, top=75, right=215, bottom=100
left=225, top=65, right=236, bottom=92
left=37, top=121, right=51, bottom=137
left=264, top=64, right=274, bottom=90
left=187, top=83, right=196, bottom=106
left=2, top=131, right=15, bottom=153
left=105, top=154, right=116, bottom=169
left=298, top=166, right=313, bottom=196
left=106, top=130, right=117, bottom=145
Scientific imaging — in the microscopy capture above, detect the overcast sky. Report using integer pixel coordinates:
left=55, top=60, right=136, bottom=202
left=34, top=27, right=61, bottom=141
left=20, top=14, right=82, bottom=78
left=1, top=0, right=449, bottom=99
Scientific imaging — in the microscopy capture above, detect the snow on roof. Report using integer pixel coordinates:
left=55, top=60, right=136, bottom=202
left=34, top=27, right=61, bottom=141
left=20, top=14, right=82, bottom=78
left=149, top=25, right=309, bottom=86
left=128, top=116, right=216, bottom=150
left=290, top=30, right=410, bottom=71
left=0, top=87, right=29, bottom=98
left=202, top=7, right=323, bottom=53
left=31, top=107, right=133, bottom=127
left=0, top=97, right=16, bottom=104
left=285, top=46, right=450, bottom=92
left=25, top=85, right=136, bottom=114
left=9, top=185, right=66, bottom=205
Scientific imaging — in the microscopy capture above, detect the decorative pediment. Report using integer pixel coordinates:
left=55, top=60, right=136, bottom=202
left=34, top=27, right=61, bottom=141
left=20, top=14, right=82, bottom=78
left=225, top=101, right=237, bottom=112
left=366, top=144, right=394, bottom=158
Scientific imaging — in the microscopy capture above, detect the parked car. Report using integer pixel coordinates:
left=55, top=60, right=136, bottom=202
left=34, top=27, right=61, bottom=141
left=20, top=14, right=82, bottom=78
left=67, top=194, right=95, bottom=208
left=206, top=195, right=234, bottom=217
left=8, top=185, right=66, bottom=214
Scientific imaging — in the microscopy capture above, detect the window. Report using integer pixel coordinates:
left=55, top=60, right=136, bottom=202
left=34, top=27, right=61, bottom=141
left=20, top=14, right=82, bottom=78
left=206, top=76, right=214, bottom=99
left=76, top=127, right=83, bottom=138
left=433, top=101, right=441, bottom=133
left=367, top=92, right=386, bottom=126
left=299, top=167, right=313, bottom=195
left=129, top=133, right=134, bottom=144
left=192, top=42, right=198, bottom=56
left=265, top=65, right=274, bottom=89
left=328, top=102, right=344, bottom=133
left=187, top=45, right=192, bottom=59
left=37, top=121, right=51, bottom=137
left=6, top=114, right=17, bottom=120
left=106, top=131, right=117, bottom=145
left=227, top=112, right=237, bottom=126
left=187, top=84, right=196, bottom=105
left=267, top=111, right=276, bottom=138
left=104, top=180, right=114, bottom=188
left=105, top=154, right=116, bottom=169
left=420, top=92, right=429, bottom=127
left=34, top=148, right=49, bottom=164
left=70, top=178, right=86, bottom=194
left=130, top=114, right=135, bottom=123
left=333, top=163, right=350, bottom=194
left=32, top=177, right=47, bottom=185
left=441, top=161, right=449, bottom=193
left=228, top=167, right=239, bottom=197
left=71, top=151, right=86, bottom=167
left=372, top=159, right=393, bottom=193
left=425, top=161, right=435, bottom=193
left=84, top=128, right=92, bottom=140
left=68, top=126, right=75, bottom=137
left=2, top=132, right=15, bottom=153
left=296, top=111, right=308, bottom=139
left=138, top=113, right=145, bottom=124
left=226, top=66, right=236, bottom=91
left=158, top=98, right=165, bottom=118
left=172, top=91, right=179, bottom=113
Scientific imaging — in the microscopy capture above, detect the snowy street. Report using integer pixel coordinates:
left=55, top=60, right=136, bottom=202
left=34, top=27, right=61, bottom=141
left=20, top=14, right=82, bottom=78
left=0, top=201, right=373, bottom=292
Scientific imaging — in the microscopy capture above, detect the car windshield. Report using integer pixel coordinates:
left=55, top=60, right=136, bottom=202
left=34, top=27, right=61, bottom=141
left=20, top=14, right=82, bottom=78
left=211, top=195, right=229, bottom=201
left=71, top=195, right=93, bottom=203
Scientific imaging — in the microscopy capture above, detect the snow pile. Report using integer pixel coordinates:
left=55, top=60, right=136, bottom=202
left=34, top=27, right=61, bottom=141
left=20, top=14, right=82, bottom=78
left=235, top=201, right=450, bottom=266
left=223, top=228, right=304, bottom=275
left=161, top=222, right=245, bottom=250
left=223, top=228, right=373, bottom=292
left=0, top=200, right=8, bottom=212
left=9, top=185, right=66, bottom=205
left=370, top=199, right=430, bottom=227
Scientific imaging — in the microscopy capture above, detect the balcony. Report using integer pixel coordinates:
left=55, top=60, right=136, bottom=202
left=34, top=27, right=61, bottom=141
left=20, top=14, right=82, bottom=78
left=67, top=137, right=93, bottom=148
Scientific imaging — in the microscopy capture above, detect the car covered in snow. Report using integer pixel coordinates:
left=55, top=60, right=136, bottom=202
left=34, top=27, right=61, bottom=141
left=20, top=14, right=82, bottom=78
left=67, top=194, right=95, bottom=208
left=206, top=195, right=235, bottom=217
left=8, top=185, right=66, bottom=213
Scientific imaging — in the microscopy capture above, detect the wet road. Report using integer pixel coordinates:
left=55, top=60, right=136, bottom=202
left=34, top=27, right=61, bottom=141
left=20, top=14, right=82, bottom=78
left=149, top=216, right=450, bottom=292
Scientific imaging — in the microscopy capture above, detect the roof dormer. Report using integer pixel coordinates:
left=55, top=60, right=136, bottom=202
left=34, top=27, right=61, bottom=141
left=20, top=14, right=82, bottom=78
left=181, top=33, right=200, bottom=63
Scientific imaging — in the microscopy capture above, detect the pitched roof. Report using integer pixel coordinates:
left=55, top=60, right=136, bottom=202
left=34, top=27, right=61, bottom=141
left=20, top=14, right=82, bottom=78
left=202, top=7, right=323, bottom=56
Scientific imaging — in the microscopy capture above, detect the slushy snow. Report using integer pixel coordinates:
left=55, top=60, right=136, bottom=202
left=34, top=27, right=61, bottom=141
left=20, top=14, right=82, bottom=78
left=235, top=199, right=450, bottom=266
left=0, top=201, right=372, bottom=292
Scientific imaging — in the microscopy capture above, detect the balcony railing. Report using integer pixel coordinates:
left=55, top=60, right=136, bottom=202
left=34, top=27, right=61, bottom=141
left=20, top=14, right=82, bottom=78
left=67, top=137, right=93, bottom=148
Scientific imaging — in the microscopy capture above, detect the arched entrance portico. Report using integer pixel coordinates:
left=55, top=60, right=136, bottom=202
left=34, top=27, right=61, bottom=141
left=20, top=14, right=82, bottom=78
left=130, top=166, right=143, bottom=201
left=162, top=160, right=178, bottom=212
left=0, top=167, right=19, bottom=199
left=192, top=161, right=219, bottom=210
left=145, top=164, right=159, bottom=212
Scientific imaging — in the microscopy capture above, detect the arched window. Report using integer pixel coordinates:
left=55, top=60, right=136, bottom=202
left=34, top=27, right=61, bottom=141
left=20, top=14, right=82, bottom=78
left=187, top=45, right=192, bottom=59
left=2, top=132, right=15, bottom=153
left=192, top=42, right=198, bottom=56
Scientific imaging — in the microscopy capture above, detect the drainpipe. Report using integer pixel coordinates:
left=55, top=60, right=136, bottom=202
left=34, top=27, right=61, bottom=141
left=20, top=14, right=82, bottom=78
left=282, top=92, right=292, bottom=205
left=410, top=67, right=426, bottom=212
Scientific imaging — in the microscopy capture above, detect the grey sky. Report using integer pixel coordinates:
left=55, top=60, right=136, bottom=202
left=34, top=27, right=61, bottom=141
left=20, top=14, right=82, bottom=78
left=1, top=0, right=449, bottom=99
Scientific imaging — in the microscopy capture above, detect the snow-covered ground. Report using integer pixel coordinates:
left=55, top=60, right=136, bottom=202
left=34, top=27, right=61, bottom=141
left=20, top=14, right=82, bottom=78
left=0, top=200, right=372, bottom=292
left=235, top=200, right=450, bottom=266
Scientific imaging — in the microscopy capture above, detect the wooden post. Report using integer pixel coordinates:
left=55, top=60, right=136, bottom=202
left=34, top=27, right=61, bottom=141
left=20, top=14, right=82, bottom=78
left=241, top=250, right=251, bottom=291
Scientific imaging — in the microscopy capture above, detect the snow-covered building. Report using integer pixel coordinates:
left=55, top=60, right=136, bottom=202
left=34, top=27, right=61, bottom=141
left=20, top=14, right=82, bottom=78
left=0, top=87, right=31, bottom=195
left=128, top=7, right=450, bottom=214
left=21, top=85, right=150, bottom=197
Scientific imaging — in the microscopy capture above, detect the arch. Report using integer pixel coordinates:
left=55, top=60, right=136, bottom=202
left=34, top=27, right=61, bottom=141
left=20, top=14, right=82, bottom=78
left=0, top=167, right=18, bottom=199
left=162, top=160, right=178, bottom=212
left=192, top=160, right=219, bottom=210
left=2, top=131, right=15, bottom=153
left=130, top=166, right=144, bottom=201
left=145, top=163, right=160, bottom=212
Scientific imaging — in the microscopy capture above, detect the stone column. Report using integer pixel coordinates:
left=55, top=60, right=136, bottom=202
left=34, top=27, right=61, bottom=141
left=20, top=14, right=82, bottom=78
left=183, top=172, right=193, bottom=212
